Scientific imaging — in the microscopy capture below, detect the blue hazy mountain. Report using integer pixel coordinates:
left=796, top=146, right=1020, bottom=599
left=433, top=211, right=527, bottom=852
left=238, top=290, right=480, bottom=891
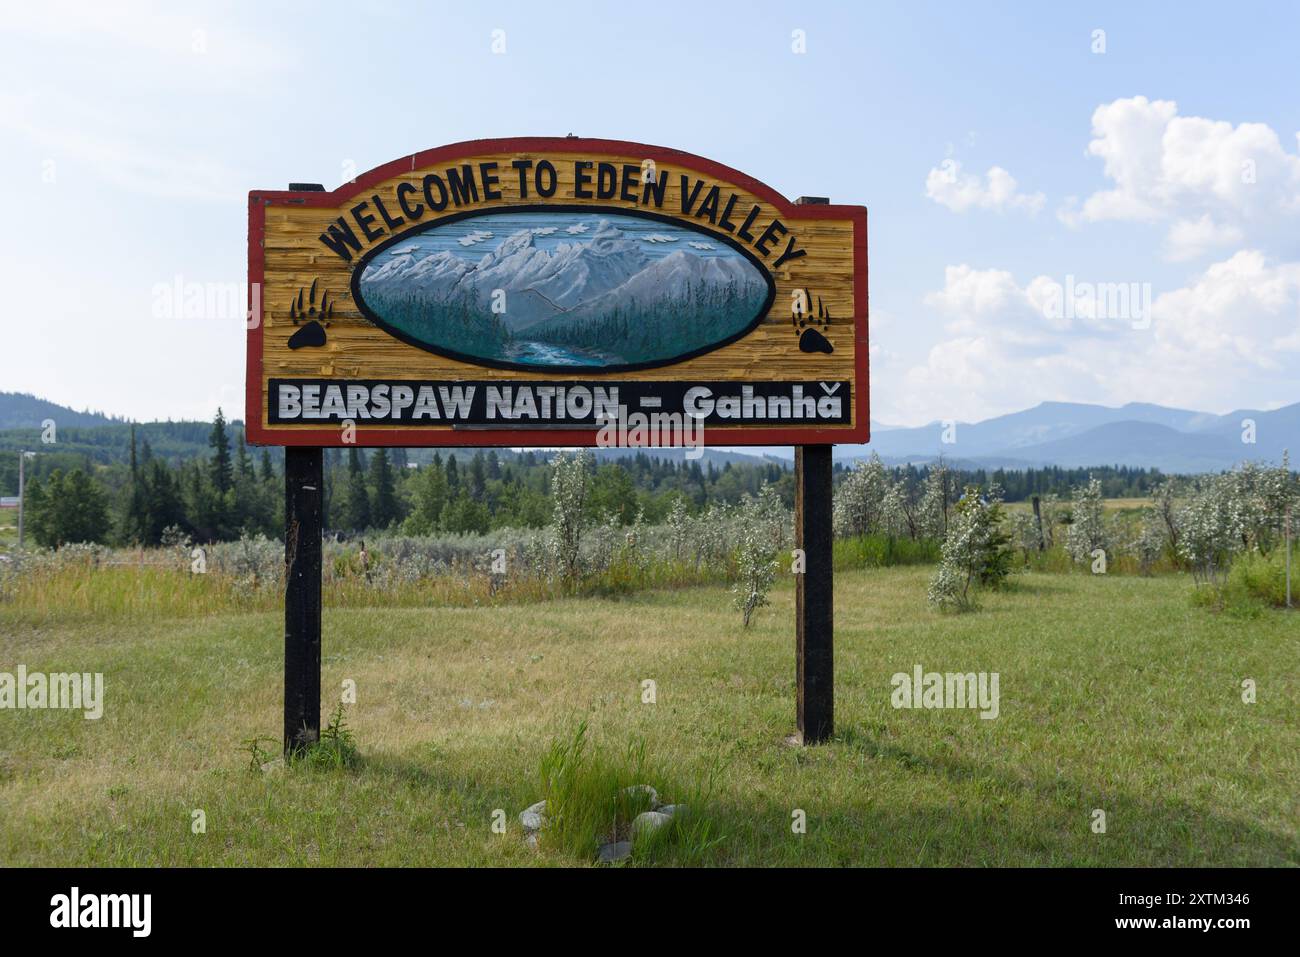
left=820, top=400, right=1299, bottom=472
left=0, top=392, right=117, bottom=430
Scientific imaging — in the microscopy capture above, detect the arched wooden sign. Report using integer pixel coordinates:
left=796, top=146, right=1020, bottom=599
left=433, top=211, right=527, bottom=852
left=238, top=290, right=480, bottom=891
left=246, top=137, right=868, bottom=447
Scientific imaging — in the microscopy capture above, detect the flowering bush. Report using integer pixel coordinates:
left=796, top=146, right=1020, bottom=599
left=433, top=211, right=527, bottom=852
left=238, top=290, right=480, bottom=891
left=927, top=485, right=1012, bottom=612
left=833, top=454, right=892, bottom=538
left=1065, top=478, right=1108, bottom=566
left=732, top=493, right=780, bottom=627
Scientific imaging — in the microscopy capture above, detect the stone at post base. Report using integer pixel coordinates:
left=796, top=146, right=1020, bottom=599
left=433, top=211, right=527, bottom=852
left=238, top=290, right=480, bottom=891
left=598, top=841, right=632, bottom=863
left=518, top=800, right=548, bottom=831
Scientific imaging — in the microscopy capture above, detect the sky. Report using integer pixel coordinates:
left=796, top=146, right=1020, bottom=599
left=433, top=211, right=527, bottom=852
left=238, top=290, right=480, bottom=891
left=2, top=0, right=1299, bottom=428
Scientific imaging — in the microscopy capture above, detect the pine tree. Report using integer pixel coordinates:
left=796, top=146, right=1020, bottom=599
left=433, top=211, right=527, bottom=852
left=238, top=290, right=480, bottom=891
left=209, top=408, right=233, bottom=494
left=27, top=469, right=111, bottom=546
left=235, top=432, right=254, bottom=480
left=259, top=449, right=275, bottom=482
left=142, top=460, right=188, bottom=544
left=469, top=451, right=487, bottom=501
left=186, top=461, right=220, bottom=543
left=407, top=461, right=447, bottom=534
left=343, top=447, right=371, bottom=531
left=122, top=424, right=149, bottom=544
left=369, top=448, right=399, bottom=529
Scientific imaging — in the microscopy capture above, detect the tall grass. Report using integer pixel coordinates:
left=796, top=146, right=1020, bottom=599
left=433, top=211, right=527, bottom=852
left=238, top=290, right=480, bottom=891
left=834, top=533, right=941, bottom=570
left=535, top=722, right=721, bottom=864
left=0, top=548, right=739, bottom=626
left=1191, top=545, right=1299, bottom=616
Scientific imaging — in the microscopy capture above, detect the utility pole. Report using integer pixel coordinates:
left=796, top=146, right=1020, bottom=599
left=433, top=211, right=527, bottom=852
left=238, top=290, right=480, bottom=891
left=17, top=450, right=32, bottom=549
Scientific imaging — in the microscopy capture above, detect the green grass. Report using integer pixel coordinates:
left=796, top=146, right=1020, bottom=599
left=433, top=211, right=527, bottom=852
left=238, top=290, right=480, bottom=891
left=0, top=566, right=1295, bottom=866
left=0, top=509, right=15, bottom=552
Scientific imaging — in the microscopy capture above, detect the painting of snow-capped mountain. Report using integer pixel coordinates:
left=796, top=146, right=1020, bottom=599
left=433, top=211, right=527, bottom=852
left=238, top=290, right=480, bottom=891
left=355, top=211, right=772, bottom=370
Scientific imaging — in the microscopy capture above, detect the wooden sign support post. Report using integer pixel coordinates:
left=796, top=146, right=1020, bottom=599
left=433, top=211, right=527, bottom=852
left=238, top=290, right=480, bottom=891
left=279, top=181, right=326, bottom=758
left=283, top=448, right=322, bottom=754
left=795, top=445, right=834, bottom=744
left=791, top=196, right=835, bottom=746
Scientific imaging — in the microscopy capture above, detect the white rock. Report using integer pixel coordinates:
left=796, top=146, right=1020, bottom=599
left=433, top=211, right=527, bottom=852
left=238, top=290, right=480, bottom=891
left=622, top=784, right=659, bottom=808
left=632, top=811, right=672, bottom=836
left=598, top=840, right=632, bottom=863
left=518, top=800, right=548, bottom=831
left=657, top=804, right=687, bottom=818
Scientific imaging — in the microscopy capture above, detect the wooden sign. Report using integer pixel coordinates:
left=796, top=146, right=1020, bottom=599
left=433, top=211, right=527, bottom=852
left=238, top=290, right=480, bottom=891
left=246, top=137, right=867, bottom=447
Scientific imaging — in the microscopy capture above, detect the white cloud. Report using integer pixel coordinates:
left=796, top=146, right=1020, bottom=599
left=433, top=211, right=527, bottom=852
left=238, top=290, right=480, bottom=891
left=897, top=253, right=1300, bottom=422
left=925, top=160, right=1045, bottom=214
left=1151, top=250, right=1300, bottom=366
left=1164, top=214, right=1245, bottom=262
left=1070, top=96, right=1300, bottom=255
left=923, top=264, right=1072, bottom=338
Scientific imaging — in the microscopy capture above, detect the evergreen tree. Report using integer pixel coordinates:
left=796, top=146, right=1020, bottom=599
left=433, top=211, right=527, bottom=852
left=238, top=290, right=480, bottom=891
left=469, top=451, right=487, bottom=501
left=185, top=461, right=219, bottom=542
left=141, top=459, right=188, bottom=544
left=259, top=449, right=275, bottom=483
left=209, top=408, right=234, bottom=494
left=446, top=455, right=461, bottom=495
left=343, top=447, right=371, bottom=531
left=235, top=432, right=254, bottom=481
left=441, top=491, right=490, bottom=535
left=369, top=448, right=399, bottom=529
left=406, top=462, right=448, bottom=534
left=26, top=469, right=111, bottom=546
left=121, top=424, right=149, bottom=544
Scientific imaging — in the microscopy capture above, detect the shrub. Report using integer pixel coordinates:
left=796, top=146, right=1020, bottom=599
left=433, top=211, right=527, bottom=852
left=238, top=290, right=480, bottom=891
left=1193, top=547, right=1298, bottom=615
left=1065, top=477, right=1107, bottom=566
left=732, top=491, right=780, bottom=627
left=549, top=450, right=591, bottom=584
left=833, top=454, right=892, bottom=537
left=927, top=485, right=1012, bottom=612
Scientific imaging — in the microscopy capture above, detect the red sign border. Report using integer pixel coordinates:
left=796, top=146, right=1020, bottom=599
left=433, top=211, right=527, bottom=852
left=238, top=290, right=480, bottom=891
left=246, top=136, right=868, bottom=448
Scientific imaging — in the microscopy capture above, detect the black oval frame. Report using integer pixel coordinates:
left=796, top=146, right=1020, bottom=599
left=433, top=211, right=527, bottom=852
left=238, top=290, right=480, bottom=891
left=349, top=204, right=777, bottom=374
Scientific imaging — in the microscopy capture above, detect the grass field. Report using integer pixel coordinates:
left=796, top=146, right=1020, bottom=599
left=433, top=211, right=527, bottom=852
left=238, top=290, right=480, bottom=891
left=0, top=566, right=1296, bottom=866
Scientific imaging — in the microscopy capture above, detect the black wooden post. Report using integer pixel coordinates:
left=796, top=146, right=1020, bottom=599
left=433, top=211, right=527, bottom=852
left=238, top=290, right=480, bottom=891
left=791, top=194, right=835, bottom=745
left=795, top=444, right=834, bottom=744
left=284, top=446, right=322, bottom=755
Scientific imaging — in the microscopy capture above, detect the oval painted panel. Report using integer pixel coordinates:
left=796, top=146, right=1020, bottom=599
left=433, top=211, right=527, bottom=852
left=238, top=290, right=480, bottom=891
left=352, top=208, right=775, bottom=372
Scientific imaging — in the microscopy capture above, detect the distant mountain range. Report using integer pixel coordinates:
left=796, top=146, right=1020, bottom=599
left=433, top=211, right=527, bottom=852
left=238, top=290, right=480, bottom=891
left=0, top=392, right=118, bottom=430
left=2, top=392, right=1294, bottom=475
left=827, top=400, right=1298, bottom=472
